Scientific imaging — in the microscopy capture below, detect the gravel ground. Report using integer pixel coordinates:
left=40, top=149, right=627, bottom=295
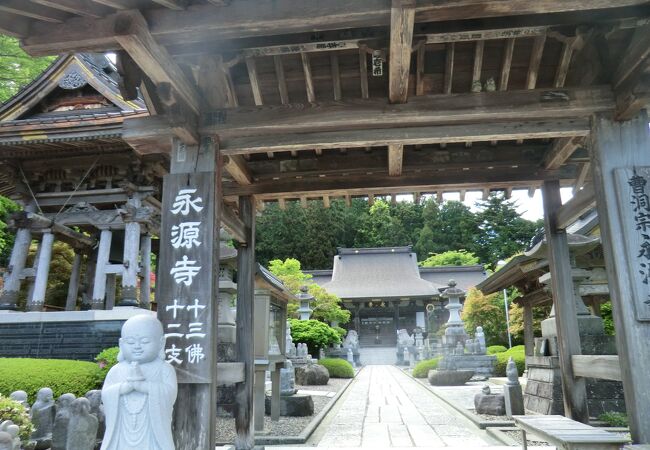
left=504, top=430, right=551, bottom=446
left=475, top=411, right=510, bottom=422
left=215, top=378, right=350, bottom=443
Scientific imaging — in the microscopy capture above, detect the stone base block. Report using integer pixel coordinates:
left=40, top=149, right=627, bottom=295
left=439, top=354, right=496, bottom=376
left=264, top=394, right=314, bottom=417
left=474, top=393, right=506, bottom=416
left=541, top=315, right=605, bottom=341
left=504, top=384, right=524, bottom=417
left=216, top=385, right=237, bottom=417
left=427, top=369, right=474, bottom=386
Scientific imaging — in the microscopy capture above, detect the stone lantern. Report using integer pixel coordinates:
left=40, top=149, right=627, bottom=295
left=442, top=280, right=468, bottom=351
left=296, top=285, right=314, bottom=320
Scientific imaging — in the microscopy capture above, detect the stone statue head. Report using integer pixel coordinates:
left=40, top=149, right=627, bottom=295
left=84, top=390, right=101, bottom=409
left=9, top=391, right=27, bottom=404
left=118, top=314, right=165, bottom=364
left=481, top=385, right=491, bottom=395
left=476, top=326, right=483, bottom=334
left=71, top=398, right=91, bottom=415
left=57, top=393, right=76, bottom=409
left=36, top=387, right=53, bottom=404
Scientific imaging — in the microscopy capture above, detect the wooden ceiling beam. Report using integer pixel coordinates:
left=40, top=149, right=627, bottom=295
left=359, top=48, right=370, bottom=99
left=113, top=10, right=200, bottom=115
left=0, top=13, right=30, bottom=38
left=224, top=164, right=577, bottom=197
left=554, top=38, right=577, bottom=88
left=0, top=0, right=69, bottom=23
left=526, top=34, right=547, bottom=89
left=29, top=0, right=112, bottom=19
left=202, top=86, right=614, bottom=138
left=444, top=42, right=455, bottom=94
left=221, top=203, right=247, bottom=243
left=220, top=120, right=591, bottom=155
left=151, top=0, right=187, bottom=10
left=613, top=23, right=650, bottom=90
left=223, top=155, right=253, bottom=185
left=556, top=183, right=595, bottom=230
left=544, top=136, right=581, bottom=169
left=415, top=44, right=426, bottom=96
left=90, top=0, right=132, bottom=9
left=301, top=52, right=316, bottom=103
left=388, top=0, right=416, bottom=104
left=471, top=40, right=484, bottom=91
left=21, top=0, right=649, bottom=56
left=499, top=38, right=515, bottom=90
left=274, top=55, right=290, bottom=105
left=388, top=144, right=404, bottom=176
left=245, top=57, right=264, bottom=106
left=573, top=162, right=591, bottom=193
left=330, top=53, right=342, bottom=101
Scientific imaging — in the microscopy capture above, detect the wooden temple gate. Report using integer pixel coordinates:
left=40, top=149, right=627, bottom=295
left=1, top=0, right=650, bottom=447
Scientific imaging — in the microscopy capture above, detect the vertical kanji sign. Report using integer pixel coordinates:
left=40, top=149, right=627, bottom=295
left=159, top=172, right=216, bottom=383
left=615, top=167, right=650, bottom=321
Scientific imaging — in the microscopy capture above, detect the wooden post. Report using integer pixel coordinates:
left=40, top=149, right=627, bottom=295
left=65, top=252, right=83, bottom=311
left=542, top=180, right=589, bottom=423
left=271, top=368, right=281, bottom=421
left=523, top=303, right=535, bottom=357
left=235, top=195, right=255, bottom=449
left=590, top=111, right=650, bottom=443
left=0, top=226, right=32, bottom=310
left=28, top=231, right=54, bottom=311
left=158, top=137, right=220, bottom=450
left=119, top=197, right=141, bottom=306
left=92, top=229, right=112, bottom=310
left=140, top=233, right=152, bottom=309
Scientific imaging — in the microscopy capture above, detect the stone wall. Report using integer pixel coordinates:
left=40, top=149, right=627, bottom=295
left=0, top=309, right=154, bottom=361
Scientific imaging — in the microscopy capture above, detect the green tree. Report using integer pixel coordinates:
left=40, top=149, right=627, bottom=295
left=355, top=199, right=409, bottom=248
left=268, top=258, right=350, bottom=324
left=474, top=194, right=541, bottom=269
left=508, top=301, right=552, bottom=343
left=0, top=36, right=55, bottom=103
left=419, top=249, right=479, bottom=267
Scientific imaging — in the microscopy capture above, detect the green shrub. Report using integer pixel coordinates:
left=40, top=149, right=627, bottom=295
left=487, top=345, right=508, bottom=354
left=493, top=346, right=526, bottom=377
left=289, top=319, right=341, bottom=355
left=318, top=358, right=354, bottom=378
left=0, top=358, right=101, bottom=403
left=95, top=346, right=119, bottom=383
left=0, top=395, right=33, bottom=442
left=412, top=358, right=441, bottom=378
left=599, top=411, right=628, bottom=427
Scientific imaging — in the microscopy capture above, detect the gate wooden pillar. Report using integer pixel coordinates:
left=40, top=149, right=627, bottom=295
left=158, top=137, right=221, bottom=450
left=542, top=180, right=590, bottom=423
left=235, top=195, right=256, bottom=449
left=590, top=111, right=650, bottom=443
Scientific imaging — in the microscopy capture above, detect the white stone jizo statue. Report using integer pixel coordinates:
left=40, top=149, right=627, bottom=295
left=101, top=315, right=177, bottom=450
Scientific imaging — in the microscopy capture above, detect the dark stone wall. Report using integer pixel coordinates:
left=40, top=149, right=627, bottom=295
left=0, top=320, right=125, bottom=361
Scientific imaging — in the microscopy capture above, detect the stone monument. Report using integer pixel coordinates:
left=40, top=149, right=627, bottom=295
left=503, top=357, right=524, bottom=417
left=52, top=393, right=76, bottom=450
left=475, top=327, right=486, bottom=354
left=66, top=398, right=98, bottom=450
left=30, top=387, right=55, bottom=450
left=100, top=314, right=177, bottom=450
left=296, top=285, right=313, bottom=320
left=267, top=359, right=314, bottom=417
left=84, top=390, right=105, bottom=441
left=0, top=421, right=19, bottom=450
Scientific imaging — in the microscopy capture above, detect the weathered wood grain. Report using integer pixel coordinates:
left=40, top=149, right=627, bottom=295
left=499, top=38, right=515, bottom=91
left=556, top=183, right=594, bottom=230
left=572, top=355, right=622, bottom=381
left=388, top=144, right=404, bottom=176
left=544, top=136, right=581, bottom=169
left=542, top=179, right=589, bottom=423
left=388, top=0, right=415, bottom=103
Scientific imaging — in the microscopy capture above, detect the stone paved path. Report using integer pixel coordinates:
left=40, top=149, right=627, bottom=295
left=314, top=365, right=496, bottom=448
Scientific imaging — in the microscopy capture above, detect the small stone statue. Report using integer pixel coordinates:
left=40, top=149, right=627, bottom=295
left=9, top=391, right=29, bottom=411
left=484, top=77, right=496, bottom=92
left=0, top=421, right=20, bottom=450
left=343, top=330, right=359, bottom=350
left=66, top=398, right=98, bottom=450
left=280, top=360, right=296, bottom=396
left=471, top=80, right=483, bottom=93
left=506, top=357, right=519, bottom=385
left=84, top=390, right=105, bottom=441
left=475, top=326, right=486, bottom=355
left=52, top=393, right=76, bottom=450
left=30, top=387, right=55, bottom=449
left=100, top=314, right=177, bottom=450
left=482, top=384, right=491, bottom=395
left=455, top=341, right=464, bottom=355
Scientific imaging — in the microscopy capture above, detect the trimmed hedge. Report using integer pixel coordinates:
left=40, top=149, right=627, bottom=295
left=0, top=358, right=101, bottom=403
left=487, top=345, right=508, bottom=355
left=493, top=345, right=526, bottom=377
left=319, top=358, right=354, bottom=378
left=0, top=395, right=33, bottom=442
left=412, top=357, right=441, bottom=378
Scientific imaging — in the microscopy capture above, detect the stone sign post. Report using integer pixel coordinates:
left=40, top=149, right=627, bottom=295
left=157, top=138, right=220, bottom=450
